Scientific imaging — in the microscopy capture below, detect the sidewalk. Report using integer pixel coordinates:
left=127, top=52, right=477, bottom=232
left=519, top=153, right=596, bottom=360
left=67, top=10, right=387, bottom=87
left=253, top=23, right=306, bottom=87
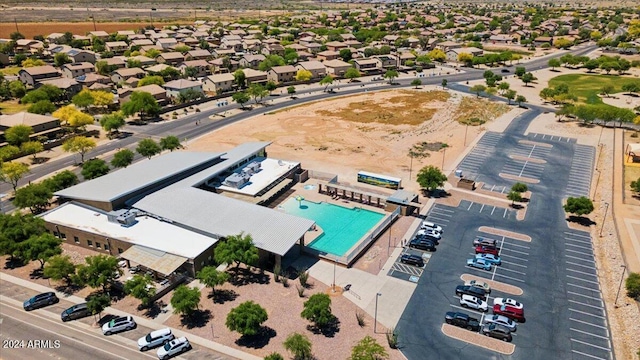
left=0, top=272, right=261, bottom=360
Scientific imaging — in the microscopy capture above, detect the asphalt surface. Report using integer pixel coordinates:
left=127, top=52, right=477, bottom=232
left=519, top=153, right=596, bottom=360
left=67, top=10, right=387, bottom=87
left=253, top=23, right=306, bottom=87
left=0, top=44, right=598, bottom=212
left=395, top=95, right=612, bottom=359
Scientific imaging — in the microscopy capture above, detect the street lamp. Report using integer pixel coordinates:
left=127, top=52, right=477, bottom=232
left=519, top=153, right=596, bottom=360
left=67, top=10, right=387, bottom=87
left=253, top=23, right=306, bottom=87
left=374, top=292, right=382, bottom=333
left=614, top=265, right=627, bottom=307
left=599, top=202, right=609, bottom=237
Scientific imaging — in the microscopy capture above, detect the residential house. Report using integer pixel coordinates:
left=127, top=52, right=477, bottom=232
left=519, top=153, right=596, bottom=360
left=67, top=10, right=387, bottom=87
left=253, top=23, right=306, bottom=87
left=242, top=39, right=262, bottom=52
left=157, top=52, right=185, bottom=66
left=489, top=35, right=516, bottom=44
left=344, top=40, right=363, bottom=49
left=325, top=41, right=348, bottom=52
left=117, top=30, right=136, bottom=37
left=211, top=48, right=235, bottom=58
left=102, top=57, right=126, bottom=70
left=372, top=55, right=398, bottom=69
left=303, top=42, right=322, bottom=54
left=354, top=58, right=382, bottom=73
left=15, top=39, right=44, bottom=53
left=88, top=31, right=109, bottom=41
left=398, top=52, right=416, bottom=66
left=131, top=39, right=154, bottom=47
left=105, top=41, right=129, bottom=54
left=295, top=61, right=327, bottom=79
left=156, top=38, right=178, bottom=50
left=209, top=57, right=238, bottom=74
left=0, top=53, right=9, bottom=66
left=0, top=112, right=61, bottom=144
left=203, top=73, right=235, bottom=94
left=76, top=73, right=111, bottom=88
left=267, top=65, right=297, bottom=84
left=445, top=47, right=483, bottom=61
left=223, top=40, right=244, bottom=53
left=163, top=79, right=203, bottom=98
left=178, top=60, right=210, bottom=78
left=130, top=55, right=156, bottom=67
left=239, top=54, right=266, bottom=69
left=65, top=49, right=96, bottom=64
left=317, top=50, right=340, bottom=61
left=261, top=43, right=285, bottom=56
left=118, top=84, right=167, bottom=105
left=242, top=69, right=268, bottom=85
left=186, top=49, right=212, bottom=60
left=19, top=66, right=60, bottom=87
left=37, top=78, right=82, bottom=100
left=436, top=41, right=461, bottom=51
left=534, top=36, right=553, bottom=47
left=111, top=67, right=145, bottom=84
left=61, top=62, right=95, bottom=79
left=323, top=59, right=352, bottom=77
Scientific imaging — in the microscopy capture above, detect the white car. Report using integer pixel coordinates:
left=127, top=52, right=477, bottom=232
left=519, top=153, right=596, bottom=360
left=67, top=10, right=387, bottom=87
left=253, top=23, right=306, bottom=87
left=157, top=337, right=191, bottom=360
left=102, top=316, right=136, bottom=335
left=460, top=294, right=488, bottom=312
left=138, top=328, right=175, bottom=351
left=417, top=228, right=441, bottom=239
left=464, top=280, right=491, bottom=294
left=484, top=314, right=517, bottom=332
left=421, top=221, right=443, bottom=233
left=493, top=297, right=524, bottom=309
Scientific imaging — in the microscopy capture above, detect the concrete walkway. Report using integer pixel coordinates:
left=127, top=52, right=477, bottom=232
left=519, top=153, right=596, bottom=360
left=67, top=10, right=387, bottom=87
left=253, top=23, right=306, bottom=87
left=0, top=272, right=261, bottom=360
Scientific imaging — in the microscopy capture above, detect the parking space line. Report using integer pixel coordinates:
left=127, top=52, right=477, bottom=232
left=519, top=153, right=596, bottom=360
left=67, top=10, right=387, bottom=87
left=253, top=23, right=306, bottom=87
left=502, top=242, right=530, bottom=249
left=501, top=260, right=527, bottom=268
left=565, top=232, right=591, bottom=239
left=567, top=275, right=600, bottom=285
left=493, top=273, right=525, bottom=283
left=570, top=318, right=608, bottom=331
left=496, top=267, right=526, bottom=275
left=570, top=339, right=611, bottom=352
left=500, top=248, right=529, bottom=256
left=571, top=328, right=610, bottom=340
left=566, top=248, right=595, bottom=257
left=565, top=237, right=592, bottom=245
left=467, top=202, right=473, bottom=211
left=566, top=243, right=593, bottom=251
left=433, top=207, right=455, bottom=213
left=568, top=283, right=602, bottom=293
left=426, top=216, right=450, bottom=224
left=568, top=291, right=603, bottom=304
left=571, top=350, right=609, bottom=360
left=503, top=208, right=507, bottom=218
left=479, top=204, right=485, bottom=213
left=429, top=211, right=453, bottom=217
left=569, top=308, right=605, bottom=320
left=448, top=304, right=486, bottom=316
left=566, top=261, right=597, bottom=270
left=568, top=299, right=604, bottom=311
left=566, top=268, right=598, bottom=277
left=499, top=253, right=529, bottom=262
left=490, top=207, right=496, bottom=215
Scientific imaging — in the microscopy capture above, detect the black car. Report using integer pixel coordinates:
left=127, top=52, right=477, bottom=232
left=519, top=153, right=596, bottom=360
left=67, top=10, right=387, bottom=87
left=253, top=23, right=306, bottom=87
left=501, top=69, right=510, bottom=73
left=409, top=238, right=436, bottom=251
left=455, top=285, right=487, bottom=300
left=481, top=323, right=512, bottom=342
left=61, top=303, right=91, bottom=322
left=445, top=312, right=480, bottom=331
left=415, top=234, right=439, bottom=245
left=23, top=292, right=59, bottom=311
left=400, top=254, right=424, bottom=267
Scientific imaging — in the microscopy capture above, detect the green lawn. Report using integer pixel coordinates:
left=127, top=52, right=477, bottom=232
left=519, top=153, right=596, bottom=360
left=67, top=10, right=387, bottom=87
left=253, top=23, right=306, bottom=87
left=0, top=101, right=29, bottom=115
left=548, top=74, right=640, bottom=105
left=0, top=66, right=21, bottom=76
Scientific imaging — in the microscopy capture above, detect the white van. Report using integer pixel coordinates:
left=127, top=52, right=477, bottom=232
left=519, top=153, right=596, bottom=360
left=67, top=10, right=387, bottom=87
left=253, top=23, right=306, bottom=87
left=421, top=221, right=443, bottom=233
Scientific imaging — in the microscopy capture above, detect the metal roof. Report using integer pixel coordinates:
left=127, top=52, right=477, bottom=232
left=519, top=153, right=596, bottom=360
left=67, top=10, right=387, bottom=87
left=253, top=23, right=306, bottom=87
left=133, top=187, right=315, bottom=256
left=120, top=245, right=187, bottom=277
left=55, top=152, right=223, bottom=203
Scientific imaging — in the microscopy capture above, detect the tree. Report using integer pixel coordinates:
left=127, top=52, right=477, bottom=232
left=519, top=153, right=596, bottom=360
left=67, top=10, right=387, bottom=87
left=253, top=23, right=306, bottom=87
left=515, top=66, right=526, bottom=77
left=622, top=83, right=640, bottom=96
left=10, top=31, right=24, bottom=41
left=383, top=69, right=399, bottom=84
left=511, top=182, right=528, bottom=193
left=62, top=136, right=96, bottom=163
left=626, top=272, right=640, bottom=299
left=43, top=255, right=76, bottom=285
left=21, top=233, right=62, bottom=269
left=74, top=255, right=120, bottom=293
left=295, top=69, right=312, bottom=82
left=0, top=213, right=45, bottom=261
left=427, top=49, right=446, bottom=62
left=127, top=58, right=142, bottom=69
left=28, top=100, right=56, bottom=115
left=339, top=48, right=353, bottom=62
left=631, top=178, right=640, bottom=194
left=301, top=293, right=336, bottom=329
left=0, top=162, right=30, bottom=192
left=53, top=52, right=71, bottom=67
left=137, top=75, right=165, bottom=87
left=136, top=138, right=161, bottom=159
left=214, top=232, right=259, bottom=270
left=13, top=182, right=52, bottom=213
left=91, top=90, right=114, bottom=108
left=0, top=145, right=20, bottom=163
left=457, top=52, right=473, bottom=65
left=563, top=196, right=594, bottom=216
left=516, top=95, right=527, bottom=106
left=110, top=149, right=134, bottom=169
left=121, top=91, right=161, bottom=121
left=22, top=58, right=46, bottom=68
left=258, top=55, right=286, bottom=72
left=283, top=332, right=312, bottom=360
left=197, top=266, right=229, bottom=298
left=72, top=89, right=95, bottom=110
left=87, top=293, right=111, bottom=320
left=233, top=70, right=246, bottom=88
left=469, top=84, right=486, bottom=97
left=320, top=75, right=334, bottom=92
left=9, top=80, right=26, bottom=98
left=183, top=66, right=198, bottom=80
left=600, top=85, right=615, bottom=98
left=441, top=79, right=448, bottom=88
left=287, top=86, right=296, bottom=95
left=265, top=81, right=278, bottom=95
left=100, top=112, right=126, bottom=135
left=53, top=105, right=94, bottom=130
left=411, top=79, right=422, bottom=88
left=42, top=170, right=78, bottom=192
left=248, top=84, right=268, bottom=104
left=225, top=301, right=268, bottom=336
left=416, top=165, right=447, bottom=194
left=344, top=68, right=361, bottom=82
left=548, top=58, right=561, bottom=70
left=124, top=274, right=157, bottom=308
left=81, top=159, right=110, bottom=180
left=170, top=285, right=201, bottom=316
left=504, top=89, right=517, bottom=105
left=507, top=191, right=522, bottom=206
left=232, top=92, right=250, bottom=109
left=5, top=125, right=33, bottom=146
left=350, top=336, right=388, bottom=360
left=553, top=38, right=573, bottom=49
left=521, top=72, right=535, bottom=86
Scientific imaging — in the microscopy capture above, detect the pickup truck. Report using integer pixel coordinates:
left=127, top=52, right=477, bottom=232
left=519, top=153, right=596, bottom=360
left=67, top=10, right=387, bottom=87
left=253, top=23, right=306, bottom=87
left=445, top=312, right=480, bottom=331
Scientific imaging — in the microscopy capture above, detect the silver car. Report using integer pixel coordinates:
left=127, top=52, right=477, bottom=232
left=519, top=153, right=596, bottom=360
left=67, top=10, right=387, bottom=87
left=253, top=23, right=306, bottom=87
left=484, top=314, right=517, bottom=332
left=157, top=337, right=191, bottom=360
left=138, top=328, right=175, bottom=351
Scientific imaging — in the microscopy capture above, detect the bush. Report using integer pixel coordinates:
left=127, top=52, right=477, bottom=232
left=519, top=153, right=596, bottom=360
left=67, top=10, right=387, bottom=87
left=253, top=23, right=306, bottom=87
left=296, top=284, right=305, bottom=297
left=626, top=272, right=640, bottom=299
left=281, top=272, right=289, bottom=288
left=264, top=353, right=284, bottom=360
left=386, top=327, right=398, bottom=349
left=298, top=269, right=309, bottom=288
left=273, top=263, right=281, bottom=282
left=355, top=310, right=366, bottom=327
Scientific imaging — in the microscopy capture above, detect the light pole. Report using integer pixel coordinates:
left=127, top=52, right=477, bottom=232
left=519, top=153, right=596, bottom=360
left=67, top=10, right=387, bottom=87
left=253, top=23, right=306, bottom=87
left=374, top=292, right=382, bottom=333
left=614, top=265, right=627, bottom=307
left=599, top=202, right=609, bottom=237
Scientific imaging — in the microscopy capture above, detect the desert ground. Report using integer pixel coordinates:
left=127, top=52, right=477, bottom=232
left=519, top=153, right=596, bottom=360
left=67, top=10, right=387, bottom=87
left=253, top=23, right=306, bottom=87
left=189, top=87, right=511, bottom=192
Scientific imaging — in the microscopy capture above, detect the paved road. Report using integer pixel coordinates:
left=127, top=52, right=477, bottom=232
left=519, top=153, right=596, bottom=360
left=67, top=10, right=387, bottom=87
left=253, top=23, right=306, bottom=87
left=0, top=44, right=598, bottom=211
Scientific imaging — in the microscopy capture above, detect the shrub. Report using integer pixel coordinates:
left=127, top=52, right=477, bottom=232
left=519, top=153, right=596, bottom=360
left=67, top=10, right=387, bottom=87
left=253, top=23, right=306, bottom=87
left=273, top=263, right=281, bottom=282
left=283, top=332, right=312, bottom=360
left=264, top=353, right=284, bottom=360
left=386, top=327, right=398, bottom=349
left=296, top=284, right=305, bottom=297
left=356, top=310, right=366, bottom=327
left=626, top=272, right=640, bottom=299
left=298, top=269, right=309, bottom=288
left=281, top=272, right=289, bottom=288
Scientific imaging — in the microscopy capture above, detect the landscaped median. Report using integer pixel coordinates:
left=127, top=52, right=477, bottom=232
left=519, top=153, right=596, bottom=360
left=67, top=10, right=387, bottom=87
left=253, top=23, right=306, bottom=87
left=441, top=323, right=515, bottom=355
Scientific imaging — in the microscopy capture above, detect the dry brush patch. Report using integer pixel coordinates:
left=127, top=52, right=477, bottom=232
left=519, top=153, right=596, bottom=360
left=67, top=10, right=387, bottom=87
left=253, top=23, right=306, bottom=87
left=453, top=97, right=510, bottom=125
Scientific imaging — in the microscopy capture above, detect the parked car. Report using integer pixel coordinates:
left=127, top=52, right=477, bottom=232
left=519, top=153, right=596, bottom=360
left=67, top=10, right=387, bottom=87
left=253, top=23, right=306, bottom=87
left=138, top=328, right=175, bottom=351
left=481, top=323, right=512, bottom=342
left=464, top=280, right=491, bottom=294
left=501, top=68, right=510, bottom=73
left=455, top=285, right=487, bottom=300
left=475, top=245, right=499, bottom=256
left=415, top=234, right=439, bottom=244
left=493, top=304, right=525, bottom=323
left=23, top=292, right=59, bottom=311
left=61, top=303, right=91, bottom=322
left=409, top=238, right=436, bottom=251
left=157, top=337, right=191, bottom=360
left=484, top=314, right=517, bottom=332
left=475, top=253, right=501, bottom=265
left=400, top=254, right=424, bottom=267
left=460, top=294, right=488, bottom=312
left=417, top=228, right=441, bottom=239
left=421, top=221, right=443, bottom=233
left=493, top=297, right=524, bottom=309
left=473, top=237, right=498, bottom=247
left=102, top=315, right=137, bottom=335
left=445, top=311, right=480, bottom=331
left=466, top=258, right=492, bottom=271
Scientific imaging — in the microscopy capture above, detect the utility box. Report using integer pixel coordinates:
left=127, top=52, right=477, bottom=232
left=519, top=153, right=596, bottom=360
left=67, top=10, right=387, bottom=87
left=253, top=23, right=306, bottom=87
left=457, top=178, right=476, bottom=190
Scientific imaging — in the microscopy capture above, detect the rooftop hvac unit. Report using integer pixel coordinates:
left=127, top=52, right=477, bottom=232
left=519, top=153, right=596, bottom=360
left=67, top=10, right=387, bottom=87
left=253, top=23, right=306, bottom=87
left=116, top=212, right=137, bottom=226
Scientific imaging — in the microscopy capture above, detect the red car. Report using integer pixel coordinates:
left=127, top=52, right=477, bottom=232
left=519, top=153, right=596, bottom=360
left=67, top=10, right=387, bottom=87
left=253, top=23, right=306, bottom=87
left=493, top=304, right=525, bottom=323
left=475, top=245, right=499, bottom=256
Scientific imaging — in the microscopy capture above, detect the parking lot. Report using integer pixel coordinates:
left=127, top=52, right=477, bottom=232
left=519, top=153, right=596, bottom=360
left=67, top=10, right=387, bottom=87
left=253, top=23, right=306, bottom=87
left=500, top=158, right=546, bottom=180
left=459, top=200, right=516, bottom=221
left=528, top=132, right=577, bottom=144
left=456, top=132, right=504, bottom=181
left=565, top=144, right=595, bottom=198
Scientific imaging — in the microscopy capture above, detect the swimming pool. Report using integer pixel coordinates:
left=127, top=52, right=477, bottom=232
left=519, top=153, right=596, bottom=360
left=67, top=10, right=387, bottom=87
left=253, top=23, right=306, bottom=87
left=281, top=198, right=384, bottom=256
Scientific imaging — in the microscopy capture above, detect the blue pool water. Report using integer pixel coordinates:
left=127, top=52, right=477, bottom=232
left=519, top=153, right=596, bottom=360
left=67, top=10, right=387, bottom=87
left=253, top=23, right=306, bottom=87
left=281, top=198, right=384, bottom=256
